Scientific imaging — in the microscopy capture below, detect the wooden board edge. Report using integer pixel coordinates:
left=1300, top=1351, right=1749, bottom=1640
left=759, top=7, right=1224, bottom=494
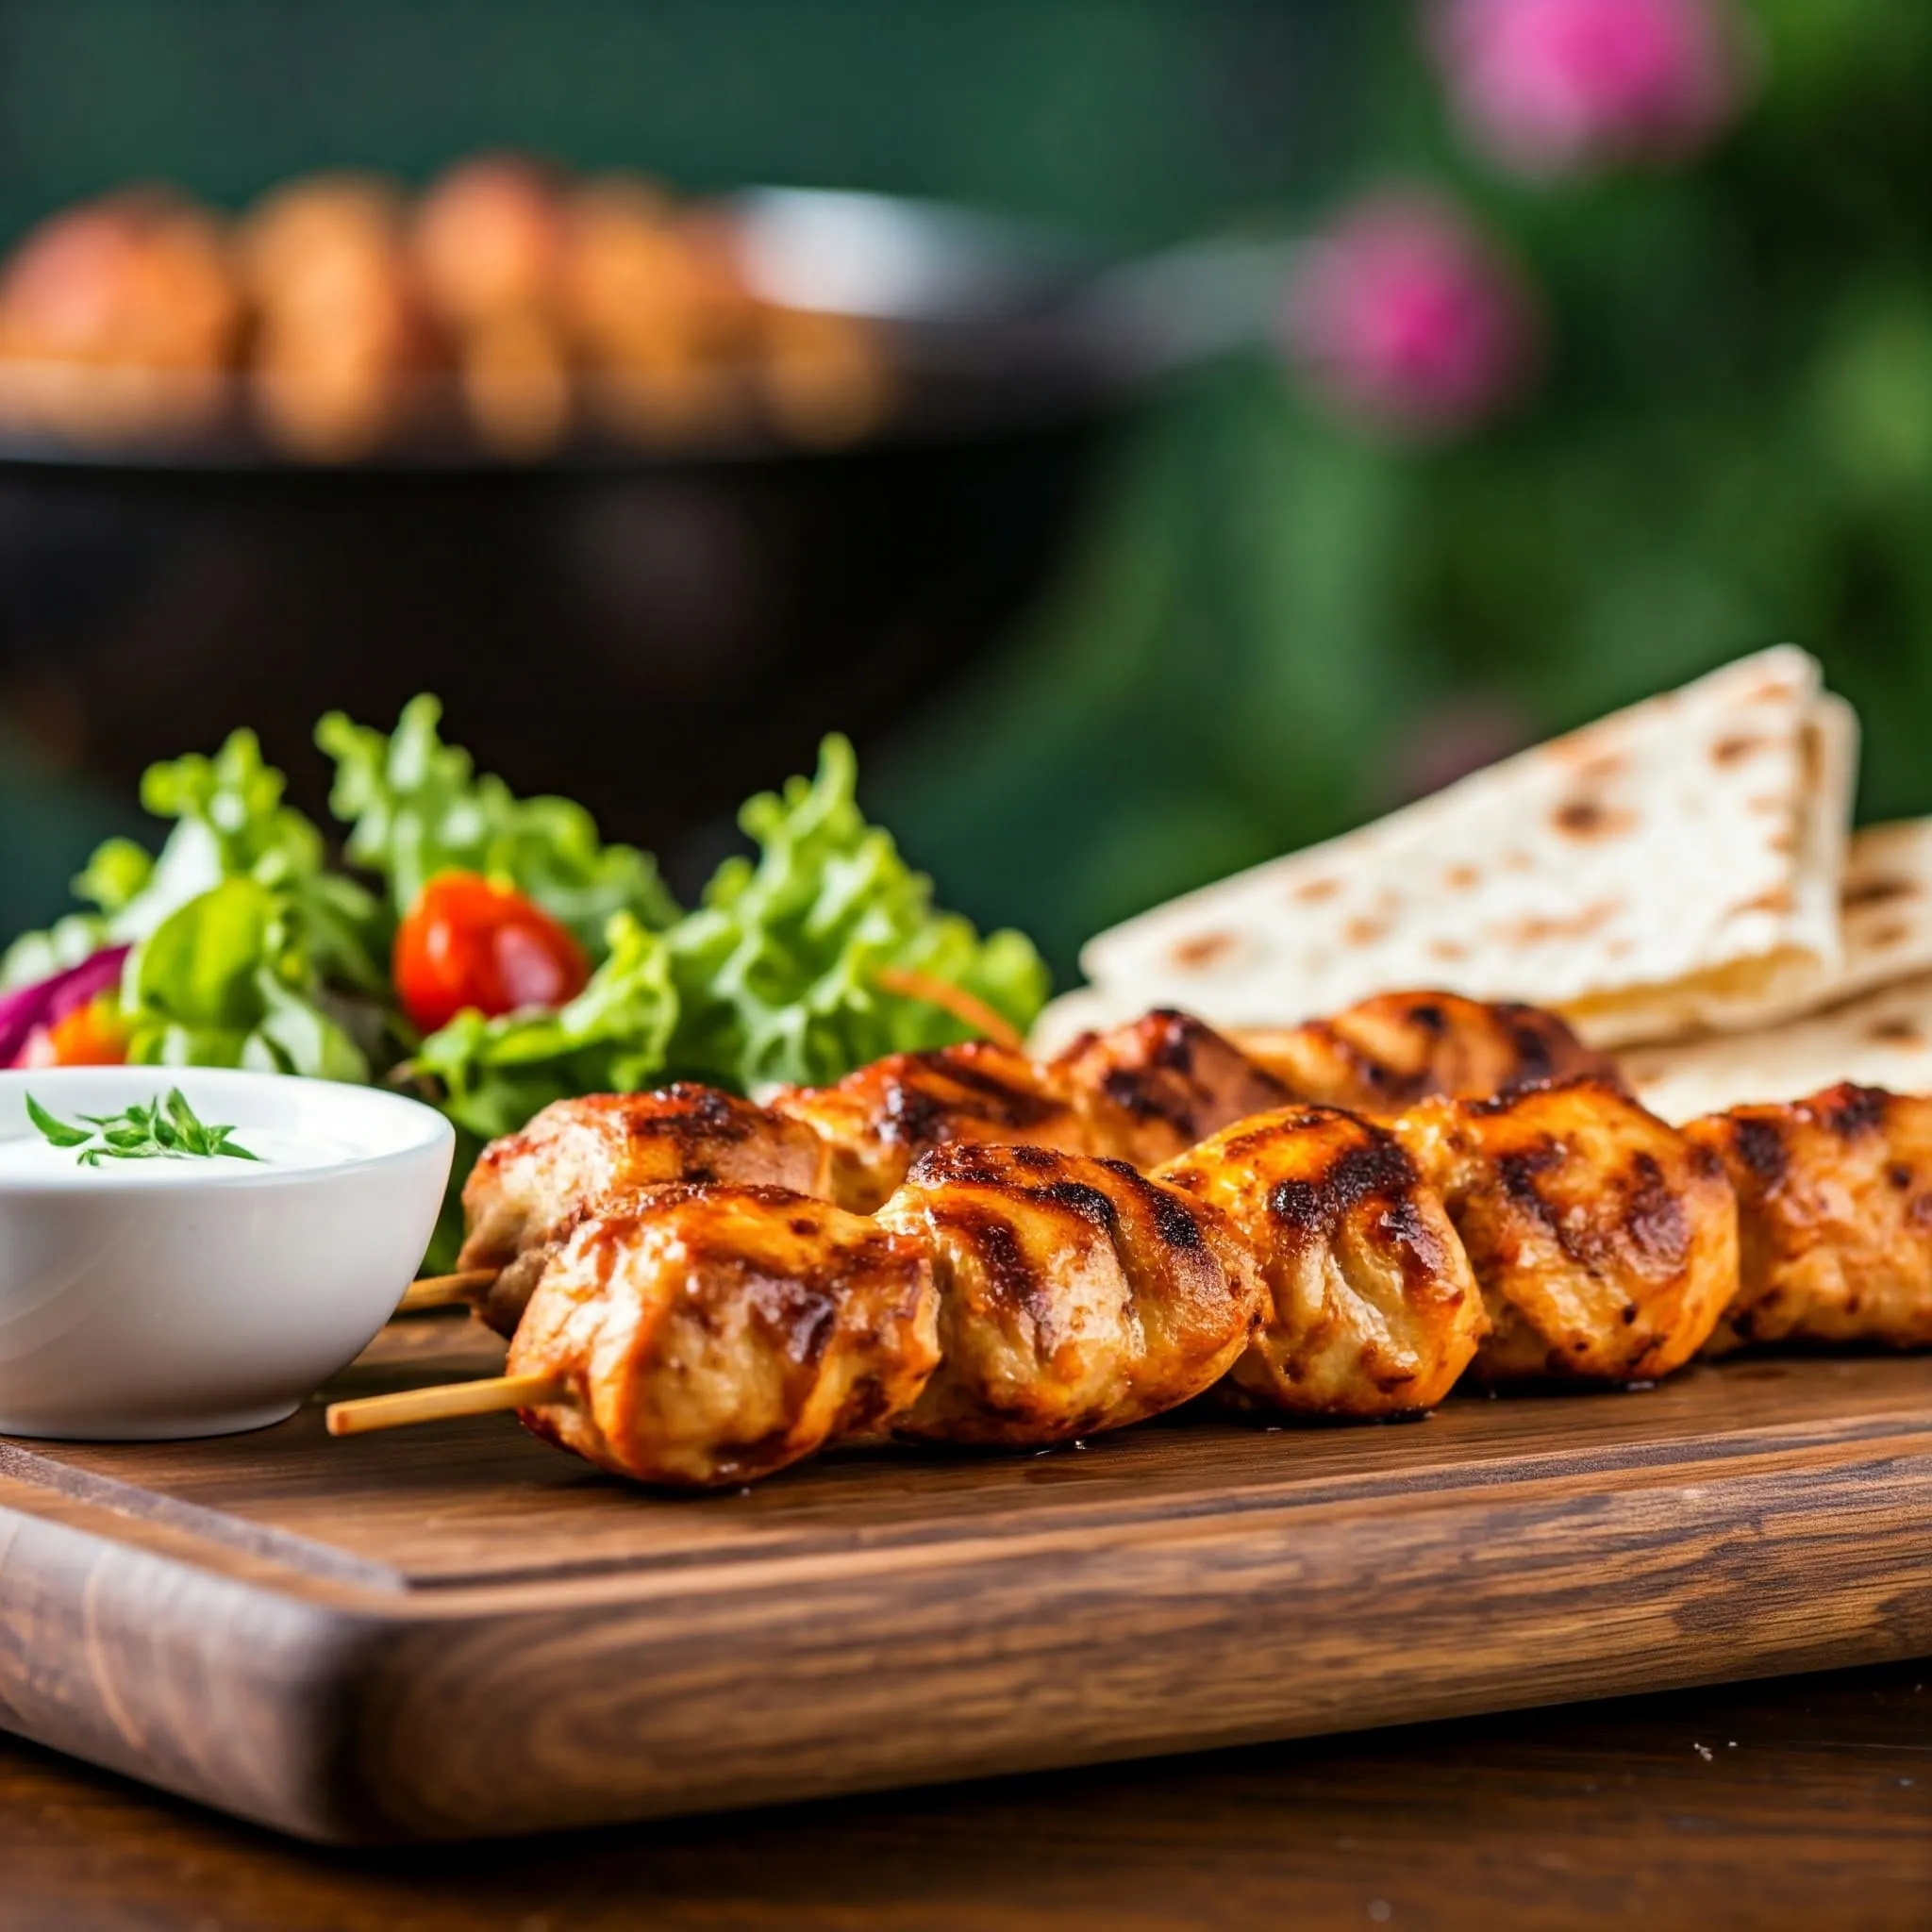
left=0, top=1489, right=406, bottom=1841
left=5, top=1433, right=1929, bottom=1844
left=309, top=1436, right=1932, bottom=1840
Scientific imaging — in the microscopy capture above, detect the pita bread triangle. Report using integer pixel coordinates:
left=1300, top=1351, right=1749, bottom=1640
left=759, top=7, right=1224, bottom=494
left=1063, top=646, right=1855, bottom=1051
left=1621, top=973, right=1932, bottom=1123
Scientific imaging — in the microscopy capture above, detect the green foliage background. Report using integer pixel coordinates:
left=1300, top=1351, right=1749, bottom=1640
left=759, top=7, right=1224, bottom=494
left=871, top=0, right=1932, bottom=978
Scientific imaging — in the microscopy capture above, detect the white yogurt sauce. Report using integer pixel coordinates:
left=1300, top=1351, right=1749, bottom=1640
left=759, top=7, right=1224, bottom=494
left=0, top=1124, right=364, bottom=1183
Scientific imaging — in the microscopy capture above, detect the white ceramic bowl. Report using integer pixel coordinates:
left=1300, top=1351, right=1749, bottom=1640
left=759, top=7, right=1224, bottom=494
left=0, top=1068, right=453, bottom=1440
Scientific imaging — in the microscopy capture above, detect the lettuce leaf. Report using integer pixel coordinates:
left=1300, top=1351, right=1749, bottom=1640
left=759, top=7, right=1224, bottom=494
left=412, top=912, right=677, bottom=1139
left=122, top=877, right=369, bottom=1081
left=669, top=734, right=1048, bottom=1088
left=317, top=695, right=678, bottom=957
left=660, top=735, right=1048, bottom=1091
left=1, top=728, right=389, bottom=1001
left=408, top=737, right=1049, bottom=1128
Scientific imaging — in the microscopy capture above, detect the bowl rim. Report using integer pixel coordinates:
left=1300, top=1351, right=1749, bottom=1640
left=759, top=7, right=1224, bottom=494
left=0, top=1065, right=454, bottom=1192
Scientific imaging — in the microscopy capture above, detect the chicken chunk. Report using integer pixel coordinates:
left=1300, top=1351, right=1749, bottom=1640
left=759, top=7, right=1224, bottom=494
left=506, top=1184, right=940, bottom=1488
left=1050, top=1008, right=1293, bottom=1168
left=1684, top=1084, right=1932, bottom=1355
left=1156, top=1107, right=1486, bottom=1417
left=1395, top=1079, right=1737, bottom=1384
left=458, top=1086, right=828, bottom=1337
left=1236, top=991, right=1623, bottom=1117
left=876, top=1142, right=1264, bottom=1445
left=771, top=1041, right=1091, bottom=1213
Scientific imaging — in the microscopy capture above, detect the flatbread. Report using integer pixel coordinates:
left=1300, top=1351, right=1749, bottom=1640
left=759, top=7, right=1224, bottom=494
left=1071, top=648, right=1852, bottom=1051
left=1620, top=974, right=1932, bottom=1124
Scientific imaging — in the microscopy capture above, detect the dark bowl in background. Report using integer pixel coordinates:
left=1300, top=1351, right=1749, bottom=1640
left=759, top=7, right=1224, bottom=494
left=0, top=191, right=1274, bottom=870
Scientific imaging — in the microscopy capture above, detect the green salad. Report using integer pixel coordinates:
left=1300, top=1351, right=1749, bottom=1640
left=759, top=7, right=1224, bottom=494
left=0, top=700, right=1049, bottom=1264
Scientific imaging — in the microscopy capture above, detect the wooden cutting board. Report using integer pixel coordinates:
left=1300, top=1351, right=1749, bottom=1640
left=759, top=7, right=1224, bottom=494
left=1, top=1318, right=1928, bottom=1845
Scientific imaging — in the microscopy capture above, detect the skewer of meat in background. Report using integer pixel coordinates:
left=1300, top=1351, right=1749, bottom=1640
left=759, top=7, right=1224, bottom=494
left=430, top=992, right=1612, bottom=1334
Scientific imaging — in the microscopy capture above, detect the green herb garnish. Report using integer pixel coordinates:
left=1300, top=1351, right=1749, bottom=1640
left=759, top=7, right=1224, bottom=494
left=25, top=1090, right=259, bottom=1168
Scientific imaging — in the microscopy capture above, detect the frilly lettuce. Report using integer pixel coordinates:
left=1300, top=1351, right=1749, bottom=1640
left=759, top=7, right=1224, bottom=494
left=317, top=695, right=677, bottom=955
left=413, top=913, right=677, bottom=1140
left=408, top=736, right=1051, bottom=1136
left=122, top=878, right=371, bottom=1080
left=664, top=735, right=1049, bottom=1089
left=2, top=726, right=388, bottom=1000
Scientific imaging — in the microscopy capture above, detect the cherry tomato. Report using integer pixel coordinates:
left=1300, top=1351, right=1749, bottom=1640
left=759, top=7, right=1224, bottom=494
left=24, top=995, right=130, bottom=1068
left=393, top=872, right=590, bottom=1034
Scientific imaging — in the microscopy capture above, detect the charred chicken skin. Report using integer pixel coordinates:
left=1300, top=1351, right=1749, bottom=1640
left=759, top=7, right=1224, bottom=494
left=506, top=1184, right=940, bottom=1489
left=771, top=1041, right=1092, bottom=1213
left=460, top=1013, right=1302, bottom=1335
left=1238, top=991, right=1623, bottom=1118
left=876, top=1142, right=1264, bottom=1445
left=1050, top=1008, right=1295, bottom=1168
left=1684, top=1084, right=1932, bottom=1356
left=458, top=1086, right=826, bottom=1337
left=1155, top=1107, right=1488, bottom=1418
left=1394, top=1079, right=1738, bottom=1384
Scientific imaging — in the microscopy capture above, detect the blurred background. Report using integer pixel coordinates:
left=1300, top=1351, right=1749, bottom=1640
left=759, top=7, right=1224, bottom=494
left=1, top=0, right=1927, bottom=983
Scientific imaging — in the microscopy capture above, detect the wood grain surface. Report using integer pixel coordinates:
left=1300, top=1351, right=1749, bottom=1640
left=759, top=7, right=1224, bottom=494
left=1, top=1319, right=1928, bottom=1844
left=3, top=1661, right=1925, bottom=1931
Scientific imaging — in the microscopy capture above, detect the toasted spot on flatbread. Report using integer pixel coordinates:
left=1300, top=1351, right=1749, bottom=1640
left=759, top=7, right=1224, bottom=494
left=1496, top=901, right=1621, bottom=945
left=1427, top=938, right=1469, bottom=962
left=1730, top=887, right=1793, bottom=920
left=1443, top=863, right=1480, bottom=891
left=1864, top=921, right=1911, bottom=951
left=1169, top=932, right=1241, bottom=972
left=1746, top=792, right=1786, bottom=815
left=1748, top=675, right=1800, bottom=705
left=1343, top=916, right=1390, bottom=947
left=1868, top=1017, right=1923, bottom=1045
left=1552, top=797, right=1637, bottom=840
left=1712, top=732, right=1764, bottom=766
left=1843, top=874, right=1918, bottom=910
left=1292, top=877, right=1342, bottom=904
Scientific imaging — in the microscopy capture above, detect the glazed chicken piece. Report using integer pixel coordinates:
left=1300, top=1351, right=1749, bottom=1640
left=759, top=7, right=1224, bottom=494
left=876, top=1143, right=1264, bottom=1445
left=1394, top=1079, right=1737, bottom=1385
left=1155, top=1108, right=1487, bottom=1418
left=1050, top=1008, right=1294, bottom=1168
left=506, top=1184, right=940, bottom=1488
left=1236, top=991, right=1623, bottom=1117
left=1684, top=1084, right=1932, bottom=1355
left=458, top=1086, right=828, bottom=1337
left=771, top=1041, right=1091, bottom=1214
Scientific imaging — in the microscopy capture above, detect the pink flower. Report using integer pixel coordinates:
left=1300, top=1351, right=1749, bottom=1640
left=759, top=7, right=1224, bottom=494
left=1431, top=0, right=1753, bottom=177
left=1282, top=192, right=1539, bottom=439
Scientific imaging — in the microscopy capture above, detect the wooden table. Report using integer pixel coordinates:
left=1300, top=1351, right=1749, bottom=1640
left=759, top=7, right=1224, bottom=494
left=3, top=1660, right=1925, bottom=1931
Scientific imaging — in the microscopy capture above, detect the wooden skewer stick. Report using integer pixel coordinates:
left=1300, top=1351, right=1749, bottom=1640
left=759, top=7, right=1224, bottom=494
left=873, top=966, right=1025, bottom=1052
left=325, top=1373, right=565, bottom=1438
left=395, top=1269, right=499, bottom=1313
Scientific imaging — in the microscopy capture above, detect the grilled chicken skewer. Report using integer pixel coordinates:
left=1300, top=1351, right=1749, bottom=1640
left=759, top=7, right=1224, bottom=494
left=340, top=1062, right=1932, bottom=1487
left=1155, top=1107, right=1485, bottom=1417
left=1394, top=1079, right=1739, bottom=1385
left=448, top=1009, right=1292, bottom=1335
left=338, top=1147, right=1269, bottom=1486
left=1686, top=1083, right=1932, bottom=1356
left=425, top=1003, right=1748, bottom=1418
left=1230, top=991, right=1624, bottom=1118
left=444, top=994, right=1591, bottom=1338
